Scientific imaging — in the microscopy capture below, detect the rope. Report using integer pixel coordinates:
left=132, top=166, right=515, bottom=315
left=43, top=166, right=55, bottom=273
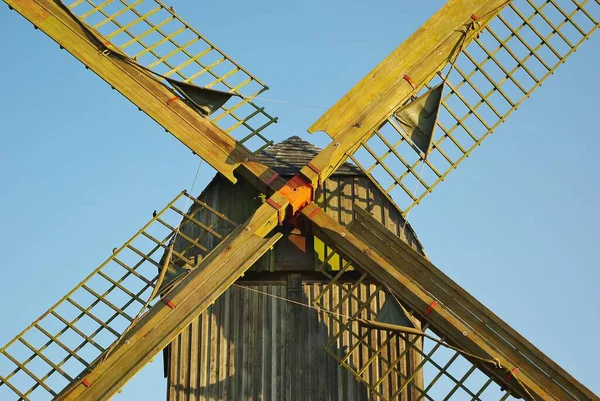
left=234, top=283, right=497, bottom=368
left=401, top=161, right=427, bottom=234
left=399, top=15, right=478, bottom=233
left=232, top=284, right=354, bottom=321
left=241, top=95, right=328, bottom=110
left=234, top=282, right=533, bottom=399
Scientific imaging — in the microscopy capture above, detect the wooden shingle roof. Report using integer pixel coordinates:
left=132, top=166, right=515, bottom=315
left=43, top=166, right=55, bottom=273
left=255, top=136, right=363, bottom=176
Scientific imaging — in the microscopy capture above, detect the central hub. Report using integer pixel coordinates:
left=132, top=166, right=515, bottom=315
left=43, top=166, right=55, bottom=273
left=278, top=173, right=314, bottom=221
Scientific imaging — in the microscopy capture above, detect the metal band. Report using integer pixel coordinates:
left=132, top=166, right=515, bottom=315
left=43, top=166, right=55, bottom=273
left=167, top=96, right=180, bottom=106
left=265, top=172, right=281, bottom=186
left=424, top=300, right=438, bottom=316
left=403, top=74, right=416, bottom=89
left=162, top=298, right=176, bottom=309
left=307, top=206, right=322, bottom=220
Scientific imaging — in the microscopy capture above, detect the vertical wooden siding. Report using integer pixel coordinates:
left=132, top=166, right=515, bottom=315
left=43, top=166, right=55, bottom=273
left=165, top=173, right=426, bottom=400
left=168, top=283, right=421, bottom=401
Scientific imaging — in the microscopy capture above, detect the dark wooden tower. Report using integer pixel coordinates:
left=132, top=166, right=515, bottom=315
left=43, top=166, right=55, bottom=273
left=164, top=136, right=426, bottom=400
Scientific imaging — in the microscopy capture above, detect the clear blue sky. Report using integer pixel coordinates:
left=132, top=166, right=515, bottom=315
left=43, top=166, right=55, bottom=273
left=0, top=0, right=598, bottom=399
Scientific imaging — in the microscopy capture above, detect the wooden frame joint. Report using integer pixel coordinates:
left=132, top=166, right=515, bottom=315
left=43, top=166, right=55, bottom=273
left=278, top=174, right=314, bottom=217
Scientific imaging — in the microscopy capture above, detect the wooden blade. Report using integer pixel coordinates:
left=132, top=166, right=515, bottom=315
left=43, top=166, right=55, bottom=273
left=303, top=0, right=599, bottom=215
left=0, top=191, right=238, bottom=401
left=54, top=225, right=282, bottom=400
left=301, top=202, right=597, bottom=401
left=4, top=0, right=277, bottom=183
left=301, top=0, right=510, bottom=186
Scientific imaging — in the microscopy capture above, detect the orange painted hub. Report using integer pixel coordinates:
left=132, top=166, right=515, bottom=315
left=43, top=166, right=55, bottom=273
left=278, top=174, right=314, bottom=217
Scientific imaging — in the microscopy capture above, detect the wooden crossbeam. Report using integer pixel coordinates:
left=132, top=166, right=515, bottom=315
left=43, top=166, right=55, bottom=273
left=301, top=0, right=508, bottom=186
left=3, top=0, right=282, bottom=187
left=53, top=202, right=283, bottom=401
left=301, top=202, right=598, bottom=401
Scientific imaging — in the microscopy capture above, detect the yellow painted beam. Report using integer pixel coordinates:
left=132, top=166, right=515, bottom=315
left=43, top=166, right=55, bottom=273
left=301, top=202, right=598, bottom=401
left=4, top=0, right=257, bottom=184
left=54, top=202, right=283, bottom=401
left=302, top=0, right=509, bottom=185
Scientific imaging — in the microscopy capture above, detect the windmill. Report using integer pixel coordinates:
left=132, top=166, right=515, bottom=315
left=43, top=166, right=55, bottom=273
left=0, top=0, right=598, bottom=400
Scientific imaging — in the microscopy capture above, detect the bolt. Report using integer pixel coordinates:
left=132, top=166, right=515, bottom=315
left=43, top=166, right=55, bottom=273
left=125, top=340, right=130, bottom=345
left=334, top=142, right=340, bottom=147
left=243, top=157, right=249, bottom=162
left=340, top=232, right=346, bottom=237
left=244, top=227, right=251, bottom=232
left=225, top=245, right=232, bottom=251
left=363, top=249, right=370, bottom=255
left=353, top=122, right=361, bottom=128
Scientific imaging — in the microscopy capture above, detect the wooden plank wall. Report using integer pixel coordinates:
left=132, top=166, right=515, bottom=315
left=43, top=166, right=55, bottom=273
left=167, top=282, right=415, bottom=401
left=165, top=172, right=427, bottom=400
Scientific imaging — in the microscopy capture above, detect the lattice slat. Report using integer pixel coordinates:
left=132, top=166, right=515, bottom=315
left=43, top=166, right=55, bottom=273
left=65, top=0, right=277, bottom=153
left=312, top=249, right=523, bottom=401
left=0, top=191, right=237, bottom=401
left=350, top=0, right=599, bottom=215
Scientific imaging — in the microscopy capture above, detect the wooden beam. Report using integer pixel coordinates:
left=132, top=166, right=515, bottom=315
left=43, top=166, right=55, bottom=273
left=301, top=202, right=598, bottom=401
left=53, top=201, right=283, bottom=401
left=301, top=0, right=508, bottom=185
left=3, top=0, right=271, bottom=185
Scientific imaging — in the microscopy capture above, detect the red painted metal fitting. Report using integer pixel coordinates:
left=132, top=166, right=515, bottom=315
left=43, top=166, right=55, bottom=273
left=279, top=174, right=314, bottom=217
left=504, top=367, right=520, bottom=383
left=82, top=378, right=91, bottom=388
left=471, top=14, right=479, bottom=21
left=265, top=172, right=281, bottom=187
left=424, top=300, right=438, bottom=316
left=167, top=96, right=180, bottom=106
left=162, top=298, right=176, bottom=309
left=403, top=74, right=417, bottom=89
left=307, top=205, right=322, bottom=220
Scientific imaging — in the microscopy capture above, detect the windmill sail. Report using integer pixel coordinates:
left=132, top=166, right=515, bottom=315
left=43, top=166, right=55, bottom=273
left=166, top=78, right=237, bottom=116
left=393, top=84, right=443, bottom=155
left=0, top=191, right=238, bottom=401
left=309, top=0, right=599, bottom=216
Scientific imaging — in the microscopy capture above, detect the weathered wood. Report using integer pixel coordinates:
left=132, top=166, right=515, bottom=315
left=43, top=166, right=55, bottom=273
left=53, top=202, right=283, bottom=401
left=3, top=0, right=288, bottom=189
left=301, top=202, right=600, bottom=401
left=301, top=0, right=508, bottom=186
left=351, top=204, right=599, bottom=401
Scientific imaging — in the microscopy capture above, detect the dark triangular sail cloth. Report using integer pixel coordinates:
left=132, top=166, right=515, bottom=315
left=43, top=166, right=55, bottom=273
left=165, top=78, right=236, bottom=116
left=376, top=296, right=415, bottom=329
left=394, top=83, right=444, bottom=155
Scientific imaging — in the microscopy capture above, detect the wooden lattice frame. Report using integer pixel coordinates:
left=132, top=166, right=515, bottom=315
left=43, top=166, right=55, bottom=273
left=66, top=0, right=277, bottom=153
left=312, top=250, right=523, bottom=401
left=350, top=0, right=599, bottom=214
left=0, top=191, right=237, bottom=400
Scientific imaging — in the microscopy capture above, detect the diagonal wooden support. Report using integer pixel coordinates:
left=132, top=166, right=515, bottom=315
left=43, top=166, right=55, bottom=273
left=53, top=202, right=283, bottom=401
left=3, top=0, right=281, bottom=187
left=301, top=202, right=598, bottom=401
left=301, top=0, right=508, bottom=186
